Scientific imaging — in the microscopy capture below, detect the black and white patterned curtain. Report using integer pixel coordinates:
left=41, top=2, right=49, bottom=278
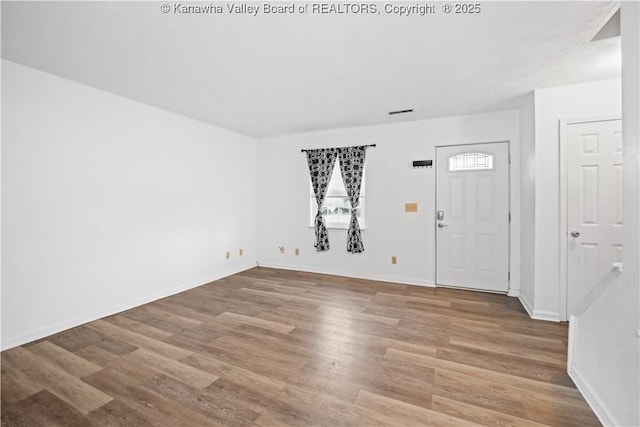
left=306, top=148, right=338, bottom=251
left=338, top=146, right=366, bottom=253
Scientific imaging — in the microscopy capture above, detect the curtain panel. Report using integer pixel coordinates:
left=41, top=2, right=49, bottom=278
left=338, top=146, right=366, bottom=253
left=305, top=148, right=338, bottom=251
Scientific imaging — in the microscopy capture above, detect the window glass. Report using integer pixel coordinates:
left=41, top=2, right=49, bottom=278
left=449, top=153, right=493, bottom=171
left=310, top=166, right=365, bottom=229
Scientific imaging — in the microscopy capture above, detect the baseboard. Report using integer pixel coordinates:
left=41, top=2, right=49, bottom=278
left=532, top=309, right=560, bottom=322
left=569, top=365, right=619, bottom=427
left=567, top=315, right=577, bottom=371
left=257, top=262, right=435, bottom=288
left=1, top=263, right=255, bottom=351
left=517, top=295, right=560, bottom=321
left=518, top=294, right=534, bottom=317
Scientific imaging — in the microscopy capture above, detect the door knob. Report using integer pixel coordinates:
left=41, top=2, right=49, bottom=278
left=570, top=231, right=580, bottom=238
left=437, top=223, right=448, bottom=228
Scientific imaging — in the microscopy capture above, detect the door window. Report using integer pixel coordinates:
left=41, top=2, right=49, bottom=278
left=449, top=153, right=493, bottom=171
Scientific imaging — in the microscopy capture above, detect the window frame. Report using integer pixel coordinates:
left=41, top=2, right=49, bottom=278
left=448, top=152, right=494, bottom=171
left=309, top=166, right=366, bottom=230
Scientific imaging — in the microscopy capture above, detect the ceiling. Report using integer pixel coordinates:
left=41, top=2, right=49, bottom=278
left=1, top=1, right=621, bottom=138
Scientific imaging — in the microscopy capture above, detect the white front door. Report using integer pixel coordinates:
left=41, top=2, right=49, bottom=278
left=567, top=119, right=623, bottom=315
left=435, top=142, right=510, bottom=292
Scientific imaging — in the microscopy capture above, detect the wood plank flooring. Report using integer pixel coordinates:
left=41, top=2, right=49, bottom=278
left=1, top=267, right=600, bottom=426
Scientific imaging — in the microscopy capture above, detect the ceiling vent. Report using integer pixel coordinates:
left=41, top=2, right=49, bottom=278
left=592, top=9, right=620, bottom=41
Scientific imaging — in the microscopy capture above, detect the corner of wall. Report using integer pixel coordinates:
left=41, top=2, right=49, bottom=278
left=532, top=309, right=560, bottom=322
left=1, top=61, right=261, bottom=349
left=568, top=313, right=621, bottom=427
left=567, top=4, right=640, bottom=426
left=518, top=293, right=534, bottom=318
left=518, top=90, right=536, bottom=317
left=568, top=365, right=620, bottom=427
left=518, top=293, right=560, bottom=321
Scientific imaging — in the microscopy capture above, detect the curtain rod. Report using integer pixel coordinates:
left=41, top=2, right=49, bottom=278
left=300, top=144, right=376, bottom=153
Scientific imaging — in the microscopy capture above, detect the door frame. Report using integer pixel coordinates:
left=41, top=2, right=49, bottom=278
left=434, top=141, right=512, bottom=293
left=558, top=115, right=621, bottom=321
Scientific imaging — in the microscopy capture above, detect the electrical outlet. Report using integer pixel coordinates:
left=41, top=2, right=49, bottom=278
left=239, top=248, right=243, bottom=256
left=391, top=256, right=397, bottom=265
left=225, top=251, right=230, bottom=260
left=295, top=248, right=300, bottom=256
left=278, top=246, right=285, bottom=254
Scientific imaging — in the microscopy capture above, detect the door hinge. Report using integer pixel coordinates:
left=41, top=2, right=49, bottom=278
left=508, top=271, right=511, bottom=281
left=509, top=212, right=511, bottom=222
left=508, top=153, right=511, bottom=164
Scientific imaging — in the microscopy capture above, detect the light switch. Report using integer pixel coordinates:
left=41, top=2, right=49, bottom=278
left=405, top=203, right=418, bottom=212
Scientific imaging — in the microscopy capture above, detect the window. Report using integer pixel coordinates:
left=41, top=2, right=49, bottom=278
left=310, top=166, right=366, bottom=229
left=449, top=152, right=493, bottom=171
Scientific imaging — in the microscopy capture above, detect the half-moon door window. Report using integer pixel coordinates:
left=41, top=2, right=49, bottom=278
left=449, top=152, right=493, bottom=171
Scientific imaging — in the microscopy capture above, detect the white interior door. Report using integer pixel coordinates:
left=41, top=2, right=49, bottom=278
left=567, top=119, right=623, bottom=316
left=435, top=142, right=510, bottom=292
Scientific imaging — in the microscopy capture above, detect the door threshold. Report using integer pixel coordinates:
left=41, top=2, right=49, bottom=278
left=435, top=284, right=508, bottom=295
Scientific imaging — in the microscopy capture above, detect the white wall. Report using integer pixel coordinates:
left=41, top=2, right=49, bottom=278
left=256, top=110, right=521, bottom=292
left=570, top=3, right=640, bottom=426
left=519, top=92, right=536, bottom=314
left=1, top=60, right=258, bottom=349
left=533, top=79, right=622, bottom=320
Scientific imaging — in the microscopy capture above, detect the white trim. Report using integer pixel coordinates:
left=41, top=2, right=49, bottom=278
left=434, top=140, right=512, bottom=292
left=0, top=263, right=256, bottom=351
left=519, top=295, right=560, bottom=321
left=531, top=309, right=560, bottom=322
left=436, top=284, right=506, bottom=295
left=257, top=262, right=435, bottom=288
left=558, top=115, right=622, bottom=321
left=507, top=289, right=520, bottom=297
left=518, top=294, right=534, bottom=318
left=569, top=365, right=620, bottom=427
left=575, top=267, right=622, bottom=317
left=585, top=1, right=620, bottom=43
left=567, top=315, right=578, bottom=371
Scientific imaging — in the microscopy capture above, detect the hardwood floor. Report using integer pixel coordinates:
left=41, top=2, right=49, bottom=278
left=1, top=267, right=600, bottom=426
